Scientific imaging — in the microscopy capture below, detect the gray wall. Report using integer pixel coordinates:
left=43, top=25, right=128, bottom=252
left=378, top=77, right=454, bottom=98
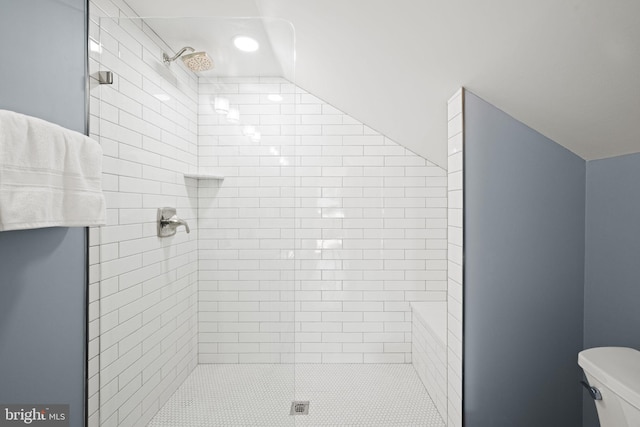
left=0, top=1, right=87, bottom=426
left=583, top=152, right=640, bottom=427
left=464, top=91, right=586, bottom=427
left=0, top=0, right=87, bottom=130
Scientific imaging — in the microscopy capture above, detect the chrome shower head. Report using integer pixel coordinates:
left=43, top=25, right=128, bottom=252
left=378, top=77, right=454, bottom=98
left=163, top=46, right=214, bottom=72
left=181, top=51, right=213, bottom=72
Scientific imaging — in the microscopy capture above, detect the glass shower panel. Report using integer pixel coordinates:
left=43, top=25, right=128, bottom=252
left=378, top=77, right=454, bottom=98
left=291, top=95, right=396, bottom=425
left=91, top=8, right=446, bottom=426
left=92, top=13, right=296, bottom=426
left=291, top=90, right=450, bottom=425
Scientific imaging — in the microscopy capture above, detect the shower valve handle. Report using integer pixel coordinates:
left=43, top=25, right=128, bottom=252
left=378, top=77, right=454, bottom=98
left=157, top=207, right=190, bottom=237
left=161, top=215, right=190, bottom=233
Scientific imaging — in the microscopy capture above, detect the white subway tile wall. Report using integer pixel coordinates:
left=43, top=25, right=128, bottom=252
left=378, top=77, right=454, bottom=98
left=412, top=305, right=447, bottom=419
left=197, top=77, right=448, bottom=365
left=88, top=1, right=199, bottom=426
left=447, top=88, right=464, bottom=427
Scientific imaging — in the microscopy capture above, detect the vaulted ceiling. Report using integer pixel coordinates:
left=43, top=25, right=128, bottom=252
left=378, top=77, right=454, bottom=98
left=125, top=0, right=640, bottom=169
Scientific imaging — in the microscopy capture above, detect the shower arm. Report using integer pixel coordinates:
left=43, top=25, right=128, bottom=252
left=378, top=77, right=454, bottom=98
left=163, top=46, right=195, bottom=64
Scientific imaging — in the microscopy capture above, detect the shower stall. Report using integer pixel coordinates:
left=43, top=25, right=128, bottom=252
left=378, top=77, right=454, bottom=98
left=88, top=2, right=448, bottom=425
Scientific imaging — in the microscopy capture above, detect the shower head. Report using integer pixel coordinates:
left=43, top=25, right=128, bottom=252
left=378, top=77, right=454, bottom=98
left=181, top=51, right=213, bottom=72
left=163, top=46, right=214, bottom=72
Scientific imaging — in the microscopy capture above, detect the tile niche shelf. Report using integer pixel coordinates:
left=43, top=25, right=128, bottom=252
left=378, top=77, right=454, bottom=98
left=183, top=172, right=225, bottom=181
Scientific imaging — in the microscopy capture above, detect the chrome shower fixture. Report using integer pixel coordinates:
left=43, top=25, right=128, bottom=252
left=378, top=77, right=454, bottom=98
left=162, top=46, right=213, bottom=72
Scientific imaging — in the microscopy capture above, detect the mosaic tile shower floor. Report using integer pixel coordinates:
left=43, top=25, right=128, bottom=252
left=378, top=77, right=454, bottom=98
left=148, top=364, right=445, bottom=426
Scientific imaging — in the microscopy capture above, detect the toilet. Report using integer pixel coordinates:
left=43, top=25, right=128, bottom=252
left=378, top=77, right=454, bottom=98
left=578, top=347, right=640, bottom=426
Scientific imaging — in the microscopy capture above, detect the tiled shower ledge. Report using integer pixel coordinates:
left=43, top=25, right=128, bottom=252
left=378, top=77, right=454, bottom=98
left=183, top=173, right=225, bottom=180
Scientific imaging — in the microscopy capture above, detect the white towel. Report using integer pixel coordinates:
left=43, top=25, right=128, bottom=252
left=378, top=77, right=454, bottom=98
left=0, top=109, right=106, bottom=231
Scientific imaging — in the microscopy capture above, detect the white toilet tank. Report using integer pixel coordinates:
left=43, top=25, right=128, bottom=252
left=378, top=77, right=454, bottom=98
left=578, top=347, right=640, bottom=427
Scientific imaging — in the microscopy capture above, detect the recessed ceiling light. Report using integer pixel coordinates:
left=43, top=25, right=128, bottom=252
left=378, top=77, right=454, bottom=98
left=267, top=94, right=283, bottom=102
left=233, top=36, right=259, bottom=52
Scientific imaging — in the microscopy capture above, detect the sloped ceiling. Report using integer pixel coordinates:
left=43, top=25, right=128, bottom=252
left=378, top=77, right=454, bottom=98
left=125, top=0, right=640, bottom=168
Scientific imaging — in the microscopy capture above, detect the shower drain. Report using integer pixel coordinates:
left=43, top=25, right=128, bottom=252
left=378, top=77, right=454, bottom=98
left=290, top=401, right=310, bottom=415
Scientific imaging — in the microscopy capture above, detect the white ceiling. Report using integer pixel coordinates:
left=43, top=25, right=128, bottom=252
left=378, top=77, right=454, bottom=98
left=126, top=0, right=640, bottom=169
left=143, top=17, right=288, bottom=77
